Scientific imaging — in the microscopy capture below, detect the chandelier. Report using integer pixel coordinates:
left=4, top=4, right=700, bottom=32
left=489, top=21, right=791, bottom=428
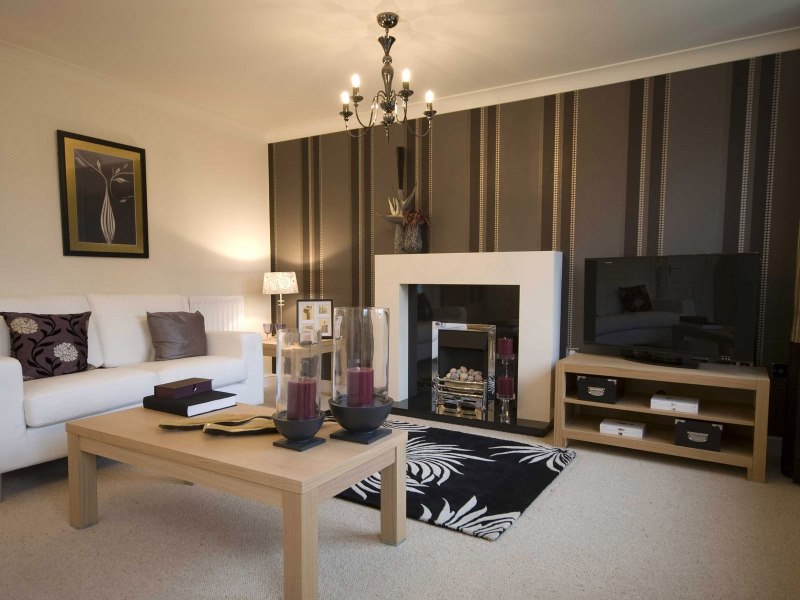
left=339, top=12, right=436, bottom=141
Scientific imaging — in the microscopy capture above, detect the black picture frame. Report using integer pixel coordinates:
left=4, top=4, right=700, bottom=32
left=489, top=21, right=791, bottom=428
left=296, top=299, right=334, bottom=339
left=57, top=130, right=149, bottom=258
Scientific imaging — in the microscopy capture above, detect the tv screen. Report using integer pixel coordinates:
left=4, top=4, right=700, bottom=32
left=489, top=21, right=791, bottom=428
left=583, top=253, right=759, bottom=366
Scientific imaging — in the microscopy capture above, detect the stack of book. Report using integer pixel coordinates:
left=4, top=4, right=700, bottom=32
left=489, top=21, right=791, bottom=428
left=143, top=377, right=236, bottom=417
left=599, top=418, right=646, bottom=439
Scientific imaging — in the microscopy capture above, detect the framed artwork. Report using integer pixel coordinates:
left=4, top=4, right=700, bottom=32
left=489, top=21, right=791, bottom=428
left=57, top=130, right=149, bottom=258
left=296, top=299, right=333, bottom=339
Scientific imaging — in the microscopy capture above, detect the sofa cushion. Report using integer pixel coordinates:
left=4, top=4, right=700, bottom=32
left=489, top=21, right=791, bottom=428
left=130, top=355, right=246, bottom=388
left=23, top=367, right=158, bottom=428
left=146, top=311, right=207, bottom=360
left=1, top=311, right=91, bottom=381
left=0, top=295, right=103, bottom=367
left=87, top=294, right=188, bottom=367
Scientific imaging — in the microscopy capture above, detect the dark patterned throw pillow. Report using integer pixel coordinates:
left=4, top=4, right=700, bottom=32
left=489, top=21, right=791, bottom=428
left=618, top=285, right=652, bottom=312
left=1, top=312, right=91, bottom=381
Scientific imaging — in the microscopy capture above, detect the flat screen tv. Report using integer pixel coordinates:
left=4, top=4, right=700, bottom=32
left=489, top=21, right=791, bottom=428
left=583, top=253, right=759, bottom=367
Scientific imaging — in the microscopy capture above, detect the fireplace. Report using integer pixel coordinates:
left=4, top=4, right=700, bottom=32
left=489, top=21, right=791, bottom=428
left=432, top=323, right=496, bottom=418
left=374, top=251, right=562, bottom=435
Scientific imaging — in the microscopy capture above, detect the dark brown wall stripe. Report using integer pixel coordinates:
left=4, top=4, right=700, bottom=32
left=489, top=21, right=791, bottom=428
left=369, top=133, right=375, bottom=306
left=312, top=137, right=322, bottom=297
left=268, top=143, right=277, bottom=321
left=739, top=59, right=757, bottom=254
left=638, top=78, right=652, bottom=256
left=316, top=137, right=324, bottom=297
left=657, top=74, right=672, bottom=255
left=647, top=75, right=670, bottom=256
left=624, top=79, right=644, bottom=257
left=479, top=106, right=487, bottom=251
left=350, top=136, right=360, bottom=304
left=559, top=92, right=577, bottom=352
left=553, top=93, right=563, bottom=251
left=756, top=54, right=782, bottom=365
left=723, top=59, right=758, bottom=254
left=301, top=138, right=311, bottom=296
left=541, top=96, right=556, bottom=249
left=492, top=104, right=500, bottom=252
left=361, top=132, right=374, bottom=306
left=566, top=92, right=579, bottom=349
left=469, top=108, right=482, bottom=252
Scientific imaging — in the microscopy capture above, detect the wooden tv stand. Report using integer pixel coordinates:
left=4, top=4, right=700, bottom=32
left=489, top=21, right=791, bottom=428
left=554, top=353, right=770, bottom=481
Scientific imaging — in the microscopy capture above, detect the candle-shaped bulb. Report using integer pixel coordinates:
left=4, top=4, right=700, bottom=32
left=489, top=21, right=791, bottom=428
left=351, top=73, right=360, bottom=88
left=401, top=68, right=410, bottom=90
left=340, top=91, right=350, bottom=105
left=425, top=90, right=434, bottom=104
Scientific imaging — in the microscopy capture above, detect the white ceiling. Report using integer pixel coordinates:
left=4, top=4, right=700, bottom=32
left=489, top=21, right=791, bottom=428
left=1, top=0, right=799, bottom=142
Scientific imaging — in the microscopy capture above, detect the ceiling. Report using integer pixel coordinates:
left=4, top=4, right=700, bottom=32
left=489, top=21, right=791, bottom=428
left=1, top=0, right=799, bottom=142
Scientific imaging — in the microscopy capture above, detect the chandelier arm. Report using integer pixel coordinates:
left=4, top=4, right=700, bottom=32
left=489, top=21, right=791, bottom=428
left=345, top=127, right=374, bottom=139
left=351, top=101, right=377, bottom=130
left=403, top=117, right=433, bottom=138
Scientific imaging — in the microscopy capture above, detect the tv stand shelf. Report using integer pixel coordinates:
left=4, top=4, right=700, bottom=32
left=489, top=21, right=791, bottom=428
left=554, top=354, right=770, bottom=481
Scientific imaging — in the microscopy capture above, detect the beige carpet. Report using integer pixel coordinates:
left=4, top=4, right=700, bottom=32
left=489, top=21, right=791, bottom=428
left=2, top=417, right=799, bottom=600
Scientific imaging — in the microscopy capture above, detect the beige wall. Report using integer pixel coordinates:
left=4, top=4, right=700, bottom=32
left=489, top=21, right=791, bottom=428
left=0, top=53, right=271, bottom=332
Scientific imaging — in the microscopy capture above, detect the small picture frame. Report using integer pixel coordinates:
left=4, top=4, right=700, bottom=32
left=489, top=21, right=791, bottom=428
left=57, top=130, right=148, bottom=258
left=296, top=299, right=333, bottom=339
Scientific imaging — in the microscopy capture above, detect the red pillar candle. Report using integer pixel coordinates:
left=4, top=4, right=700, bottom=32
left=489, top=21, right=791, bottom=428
left=498, top=375, right=514, bottom=398
left=346, top=367, right=374, bottom=406
left=287, top=378, right=317, bottom=420
left=498, top=337, right=514, bottom=358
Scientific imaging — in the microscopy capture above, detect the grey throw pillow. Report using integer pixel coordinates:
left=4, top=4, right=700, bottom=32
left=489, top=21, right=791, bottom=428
left=146, top=311, right=206, bottom=361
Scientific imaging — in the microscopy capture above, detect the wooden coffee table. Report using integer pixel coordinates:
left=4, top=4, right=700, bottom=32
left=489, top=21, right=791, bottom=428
left=66, top=405, right=407, bottom=599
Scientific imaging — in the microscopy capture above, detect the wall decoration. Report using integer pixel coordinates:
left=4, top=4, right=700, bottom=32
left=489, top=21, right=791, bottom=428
left=269, top=50, right=800, bottom=435
left=297, top=299, right=333, bottom=339
left=57, top=130, right=148, bottom=258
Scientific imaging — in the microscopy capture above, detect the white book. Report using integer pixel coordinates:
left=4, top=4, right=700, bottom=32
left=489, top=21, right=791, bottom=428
left=650, top=393, right=699, bottom=414
left=600, top=418, right=645, bottom=439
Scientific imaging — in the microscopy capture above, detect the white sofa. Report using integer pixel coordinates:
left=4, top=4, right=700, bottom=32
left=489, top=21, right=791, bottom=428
left=0, top=294, right=264, bottom=499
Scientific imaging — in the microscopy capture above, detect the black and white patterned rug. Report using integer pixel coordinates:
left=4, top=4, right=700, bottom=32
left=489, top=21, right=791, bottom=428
left=336, top=420, right=576, bottom=541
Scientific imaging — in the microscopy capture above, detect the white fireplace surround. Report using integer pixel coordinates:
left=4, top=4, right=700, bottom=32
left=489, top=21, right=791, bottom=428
left=375, top=251, right=562, bottom=424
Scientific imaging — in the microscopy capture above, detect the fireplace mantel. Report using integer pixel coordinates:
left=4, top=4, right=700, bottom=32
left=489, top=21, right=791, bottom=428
left=375, top=251, right=562, bottom=424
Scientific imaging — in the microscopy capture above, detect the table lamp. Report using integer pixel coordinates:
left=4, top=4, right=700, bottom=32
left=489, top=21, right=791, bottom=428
left=263, top=272, right=298, bottom=330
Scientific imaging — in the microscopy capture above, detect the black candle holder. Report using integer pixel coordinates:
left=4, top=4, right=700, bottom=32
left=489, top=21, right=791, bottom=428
left=272, top=411, right=325, bottom=451
left=329, top=396, right=393, bottom=444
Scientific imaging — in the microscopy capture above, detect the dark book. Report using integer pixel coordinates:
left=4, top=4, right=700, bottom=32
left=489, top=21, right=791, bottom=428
left=154, top=377, right=212, bottom=399
left=143, top=390, right=236, bottom=417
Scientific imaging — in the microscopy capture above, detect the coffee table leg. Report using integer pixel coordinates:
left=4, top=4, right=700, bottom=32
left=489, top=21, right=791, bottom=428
left=68, top=432, right=98, bottom=529
left=282, top=489, right=318, bottom=600
left=380, top=442, right=406, bottom=545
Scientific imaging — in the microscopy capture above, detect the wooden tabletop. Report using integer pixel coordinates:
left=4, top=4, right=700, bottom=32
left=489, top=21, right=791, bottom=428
left=66, top=404, right=405, bottom=495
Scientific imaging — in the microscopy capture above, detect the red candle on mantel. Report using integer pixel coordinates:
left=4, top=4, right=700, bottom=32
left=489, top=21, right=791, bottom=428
left=498, top=375, right=514, bottom=398
left=346, top=367, right=374, bottom=407
left=287, top=378, right=317, bottom=420
left=497, top=337, right=514, bottom=358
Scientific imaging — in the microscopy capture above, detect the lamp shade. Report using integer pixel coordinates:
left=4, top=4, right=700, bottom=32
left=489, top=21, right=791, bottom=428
left=263, top=272, right=299, bottom=295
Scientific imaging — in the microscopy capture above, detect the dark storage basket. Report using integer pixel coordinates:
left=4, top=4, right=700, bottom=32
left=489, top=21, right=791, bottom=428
left=675, top=419, right=722, bottom=451
left=576, top=375, right=623, bottom=404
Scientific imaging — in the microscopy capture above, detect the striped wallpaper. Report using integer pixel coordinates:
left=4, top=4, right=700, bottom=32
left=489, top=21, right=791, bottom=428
left=269, top=51, right=800, bottom=379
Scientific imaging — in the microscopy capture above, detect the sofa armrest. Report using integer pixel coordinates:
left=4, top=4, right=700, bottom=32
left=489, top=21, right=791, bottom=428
left=0, top=357, right=27, bottom=474
left=206, top=331, right=263, bottom=405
